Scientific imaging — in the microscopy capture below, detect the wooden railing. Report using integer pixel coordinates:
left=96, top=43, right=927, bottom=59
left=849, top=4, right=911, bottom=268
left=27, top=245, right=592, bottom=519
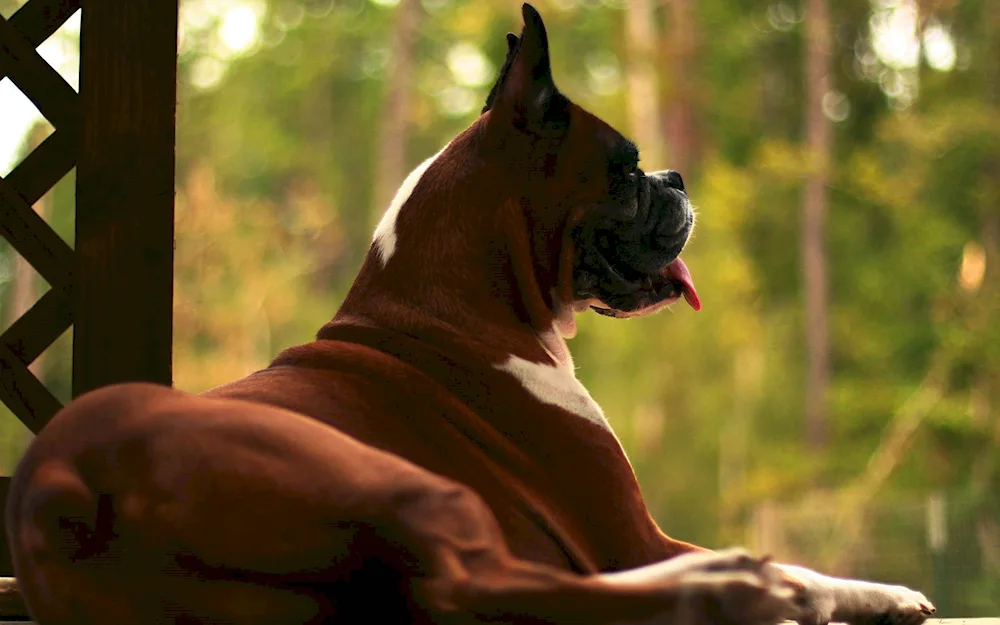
left=0, top=0, right=81, bottom=433
left=0, top=0, right=179, bottom=596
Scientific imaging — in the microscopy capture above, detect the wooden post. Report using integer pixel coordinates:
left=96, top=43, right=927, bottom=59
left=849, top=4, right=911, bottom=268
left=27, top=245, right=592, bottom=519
left=73, top=0, right=179, bottom=396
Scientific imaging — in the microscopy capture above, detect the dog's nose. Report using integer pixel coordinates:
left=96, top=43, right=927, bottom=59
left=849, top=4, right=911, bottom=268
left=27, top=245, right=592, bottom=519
left=664, top=170, right=685, bottom=192
left=647, top=170, right=691, bottom=244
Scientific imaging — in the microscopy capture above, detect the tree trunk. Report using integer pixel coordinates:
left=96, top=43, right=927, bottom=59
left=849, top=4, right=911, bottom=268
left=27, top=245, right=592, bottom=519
left=969, top=0, right=1000, bottom=592
left=983, top=0, right=1000, bottom=289
left=802, top=0, right=832, bottom=449
left=625, top=0, right=665, bottom=169
left=371, top=0, right=423, bottom=226
left=660, top=0, right=698, bottom=176
left=972, top=0, right=1000, bottom=492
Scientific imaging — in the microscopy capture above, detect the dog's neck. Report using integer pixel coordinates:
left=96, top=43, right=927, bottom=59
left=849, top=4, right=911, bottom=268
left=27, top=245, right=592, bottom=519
left=332, top=126, right=575, bottom=369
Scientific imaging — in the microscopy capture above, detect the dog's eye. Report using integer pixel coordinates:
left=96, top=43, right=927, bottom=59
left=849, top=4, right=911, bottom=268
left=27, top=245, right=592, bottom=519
left=626, top=167, right=642, bottom=184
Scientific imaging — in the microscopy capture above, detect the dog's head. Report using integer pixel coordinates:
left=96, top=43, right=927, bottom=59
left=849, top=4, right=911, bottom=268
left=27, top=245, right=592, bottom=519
left=481, top=4, right=700, bottom=326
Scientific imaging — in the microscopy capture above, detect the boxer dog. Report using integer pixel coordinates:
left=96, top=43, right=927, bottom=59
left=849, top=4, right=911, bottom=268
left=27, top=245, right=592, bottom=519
left=6, top=5, right=935, bottom=624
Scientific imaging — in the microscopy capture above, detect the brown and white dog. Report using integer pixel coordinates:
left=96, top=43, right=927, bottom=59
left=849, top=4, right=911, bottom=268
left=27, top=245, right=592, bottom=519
left=6, top=5, right=935, bottom=624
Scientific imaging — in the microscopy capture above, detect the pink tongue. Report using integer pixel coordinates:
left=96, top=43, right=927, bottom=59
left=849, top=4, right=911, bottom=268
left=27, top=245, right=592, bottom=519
left=662, top=257, right=701, bottom=311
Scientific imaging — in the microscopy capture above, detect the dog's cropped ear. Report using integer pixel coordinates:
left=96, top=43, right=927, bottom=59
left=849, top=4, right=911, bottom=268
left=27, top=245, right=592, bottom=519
left=482, top=33, right=520, bottom=114
left=505, top=32, right=520, bottom=53
left=485, top=4, right=569, bottom=135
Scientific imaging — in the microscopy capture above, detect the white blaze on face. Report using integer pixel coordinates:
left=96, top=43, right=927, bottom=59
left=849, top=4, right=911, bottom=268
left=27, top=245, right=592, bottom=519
left=372, top=143, right=451, bottom=266
left=494, top=354, right=612, bottom=431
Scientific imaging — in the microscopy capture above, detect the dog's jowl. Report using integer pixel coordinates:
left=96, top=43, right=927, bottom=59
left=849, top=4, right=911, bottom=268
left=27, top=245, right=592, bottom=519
left=6, top=5, right=934, bottom=625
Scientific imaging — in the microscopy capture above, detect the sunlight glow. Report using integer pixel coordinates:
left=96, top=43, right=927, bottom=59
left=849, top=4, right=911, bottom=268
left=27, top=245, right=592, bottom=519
left=959, top=242, right=986, bottom=293
left=446, top=43, right=492, bottom=88
left=219, top=4, right=262, bottom=56
left=0, top=80, right=42, bottom=175
left=922, top=22, right=957, bottom=72
left=191, top=57, right=227, bottom=91
left=179, top=0, right=266, bottom=94
left=586, top=51, right=623, bottom=96
left=767, top=2, right=800, bottom=32
left=273, top=2, right=305, bottom=32
left=821, top=90, right=850, bottom=123
left=864, top=0, right=958, bottom=107
left=870, top=0, right=920, bottom=70
left=437, top=85, right=476, bottom=117
left=869, top=0, right=956, bottom=76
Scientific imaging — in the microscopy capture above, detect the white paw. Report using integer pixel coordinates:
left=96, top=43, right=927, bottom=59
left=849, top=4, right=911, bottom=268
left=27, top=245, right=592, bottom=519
left=831, top=583, right=936, bottom=625
left=778, top=565, right=936, bottom=625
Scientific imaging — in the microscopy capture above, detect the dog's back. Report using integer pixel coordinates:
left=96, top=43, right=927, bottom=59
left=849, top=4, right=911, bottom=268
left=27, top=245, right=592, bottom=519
left=206, top=329, right=676, bottom=572
left=3, top=340, right=697, bottom=625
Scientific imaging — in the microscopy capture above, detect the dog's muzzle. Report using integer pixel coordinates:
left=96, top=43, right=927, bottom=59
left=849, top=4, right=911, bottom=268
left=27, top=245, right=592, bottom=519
left=572, top=169, right=700, bottom=315
left=642, top=170, right=693, bottom=260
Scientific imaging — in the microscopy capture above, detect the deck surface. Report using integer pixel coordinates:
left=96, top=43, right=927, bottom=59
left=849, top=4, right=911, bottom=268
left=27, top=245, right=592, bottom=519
left=0, top=617, right=1000, bottom=625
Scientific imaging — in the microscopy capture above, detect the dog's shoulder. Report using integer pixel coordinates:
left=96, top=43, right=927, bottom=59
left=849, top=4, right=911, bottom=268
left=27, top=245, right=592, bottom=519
left=204, top=337, right=453, bottom=417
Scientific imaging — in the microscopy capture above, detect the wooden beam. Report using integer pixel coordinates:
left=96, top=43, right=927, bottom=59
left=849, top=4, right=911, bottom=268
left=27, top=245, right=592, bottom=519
left=0, top=601, right=993, bottom=625
left=0, top=174, right=74, bottom=290
left=0, top=478, right=14, bottom=584
left=73, top=0, right=179, bottom=396
left=5, top=126, right=77, bottom=208
left=0, top=344, right=61, bottom=433
left=0, top=479, right=11, bottom=579
left=0, top=282, right=73, bottom=367
left=5, top=0, right=81, bottom=65
left=0, top=126, right=77, bottom=290
left=0, top=13, right=79, bottom=130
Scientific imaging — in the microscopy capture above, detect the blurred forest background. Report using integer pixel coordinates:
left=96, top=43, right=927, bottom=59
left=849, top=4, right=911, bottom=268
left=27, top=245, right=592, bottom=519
left=1, top=0, right=998, bottom=616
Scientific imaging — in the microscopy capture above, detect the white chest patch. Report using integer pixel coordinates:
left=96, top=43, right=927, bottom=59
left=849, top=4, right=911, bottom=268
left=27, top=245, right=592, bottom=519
left=495, top=355, right=611, bottom=430
left=372, top=143, right=450, bottom=266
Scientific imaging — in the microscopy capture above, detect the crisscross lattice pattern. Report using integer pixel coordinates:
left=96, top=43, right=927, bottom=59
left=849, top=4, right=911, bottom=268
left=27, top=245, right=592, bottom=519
left=0, top=0, right=81, bottom=433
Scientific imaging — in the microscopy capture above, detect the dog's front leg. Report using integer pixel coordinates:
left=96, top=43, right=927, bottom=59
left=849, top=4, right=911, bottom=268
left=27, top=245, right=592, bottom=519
left=598, top=548, right=803, bottom=625
left=643, top=533, right=935, bottom=625
left=438, top=548, right=802, bottom=625
left=776, top=563, right=936, bottom=625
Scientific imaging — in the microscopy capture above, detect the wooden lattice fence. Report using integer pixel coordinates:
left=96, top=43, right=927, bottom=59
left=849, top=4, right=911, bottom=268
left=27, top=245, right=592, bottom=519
left=0, top=0, right=179, bottom=586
